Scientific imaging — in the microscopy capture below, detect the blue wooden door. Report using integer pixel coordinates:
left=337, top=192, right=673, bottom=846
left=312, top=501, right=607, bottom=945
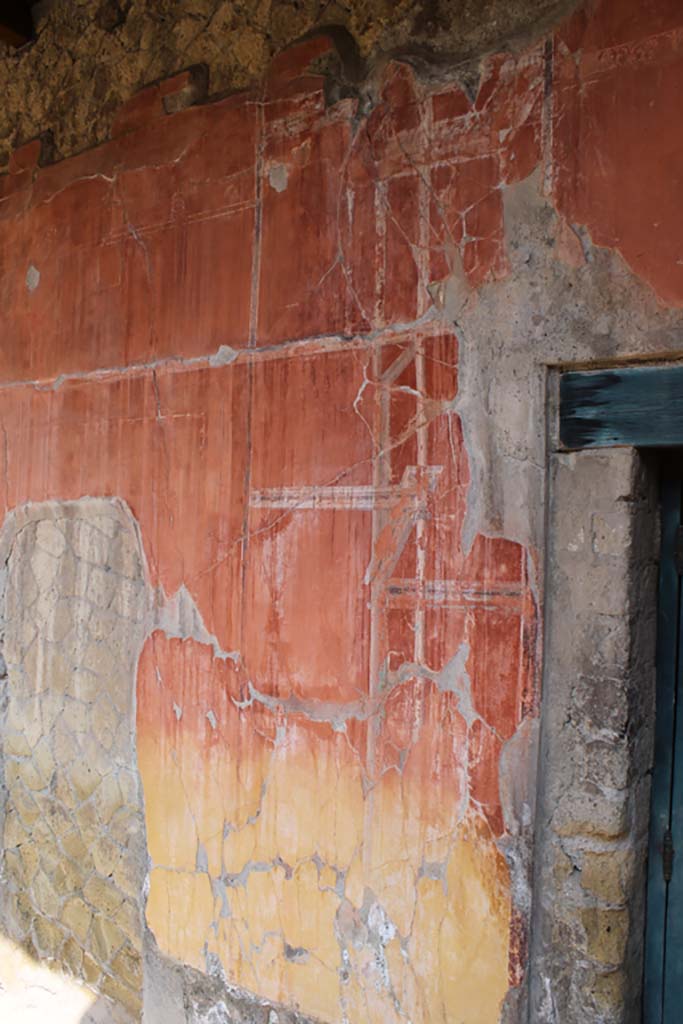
left=645, top=472, right=683, bottom=1022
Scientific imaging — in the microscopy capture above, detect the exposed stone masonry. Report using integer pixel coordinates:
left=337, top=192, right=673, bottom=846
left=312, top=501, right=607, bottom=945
left=0, top=501, right=149, bottom=1021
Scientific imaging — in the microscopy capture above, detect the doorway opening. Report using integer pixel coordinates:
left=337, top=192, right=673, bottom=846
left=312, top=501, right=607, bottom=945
left=645, top=458, right=683, bottom=1023
left=529, top=362, right=683, bottom=1022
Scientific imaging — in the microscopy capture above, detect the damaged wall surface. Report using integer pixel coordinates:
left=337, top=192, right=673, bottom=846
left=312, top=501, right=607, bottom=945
left=0, top=0, right=579, bottom=171
left=0, top=0, right=682, bottom=1021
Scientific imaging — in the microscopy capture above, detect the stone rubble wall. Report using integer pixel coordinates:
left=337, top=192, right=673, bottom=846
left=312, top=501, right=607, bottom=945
left=0, top=501, right=149, bottom=1022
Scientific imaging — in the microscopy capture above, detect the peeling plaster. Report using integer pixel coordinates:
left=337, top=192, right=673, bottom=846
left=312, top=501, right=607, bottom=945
left=448, top=171, right=682, bottom=564
left=267, top=164, right=289, bottom=194
left=152, top=585, right=240, bottom=664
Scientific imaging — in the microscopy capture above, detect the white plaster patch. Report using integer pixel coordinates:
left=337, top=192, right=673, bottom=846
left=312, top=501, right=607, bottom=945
left=435, top=643, right=478, bottom=727
left=208, top=345, right=238, bottom=367
left=194, top=1006, right=231, bottom=1024
left=154, top=584, right=240, bottom=663
left=25, top=264, right=40, bottom=292
left=267, top=163, right=289, bottom=193
left=368, top=902, right=396, bottom=946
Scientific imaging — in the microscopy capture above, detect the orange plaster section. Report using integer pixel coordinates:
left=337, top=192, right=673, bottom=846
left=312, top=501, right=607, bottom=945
left=10, top=4, right=666, bottom=1017
left=138, top=638, right=512, bottom=1024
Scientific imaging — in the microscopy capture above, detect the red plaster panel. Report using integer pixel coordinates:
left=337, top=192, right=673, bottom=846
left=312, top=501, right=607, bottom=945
left=382, top=173, right=423, bottom=324
left=243, top=509, right=372, bottom=702
left=258, top=102, right=352, bottom=344
left=469, top=719, right=505, bottom=836
left=561, top=0, right=683, bottom=50
left=468, top=605, right=527, bottom=741
left=553, top=0, right=683, bottom=305
left=248, top=348, right=372, bottom=490
left=0, top=95, right=258, bottom=381
left=0, top=38, right=553, bottom=384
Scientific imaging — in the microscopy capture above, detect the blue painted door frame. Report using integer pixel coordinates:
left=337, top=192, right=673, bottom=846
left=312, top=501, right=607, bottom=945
left=644, top=472, right=683, bottom=1023
left=560, top=364, right=683, bottom=450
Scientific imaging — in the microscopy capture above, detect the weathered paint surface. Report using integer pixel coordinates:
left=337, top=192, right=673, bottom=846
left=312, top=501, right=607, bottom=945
left=560, top=365, right=683, bottom=449
left=552, top=0, right=683, bottom=306
left=0, top=0, right=681, bottom=1020
left=0, top=338, right=533, bottom=1021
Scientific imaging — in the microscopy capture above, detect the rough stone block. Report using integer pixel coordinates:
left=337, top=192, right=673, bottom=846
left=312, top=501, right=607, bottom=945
left=32, top=916, right=68, bottom=959
left=61, top=934, right=85, bottom=976
left=91, top=915, right=127, bottom=963
left=70, top=758, right=103, bottom=802
left=84, top=875, right=126, bottom=918
left=581, top=850, right=632, bottom=906
left=111, top=943, right=143, bottom=990
left=91, top=834, right=123, bottom=878
left=63, top=897, right=94, bottom=944
left=580, top=907, right=630, bottom=967
left=61, top=829, right=92, bottom=867
left=32, top=869, right=63, bottom=918
left=3, top=728, right=32, bottom=757
left=554, top=788, right=629, bottom=845
left=35, top=520, right=68, bottom=558
left=100, top=972, right=141, bottom=1015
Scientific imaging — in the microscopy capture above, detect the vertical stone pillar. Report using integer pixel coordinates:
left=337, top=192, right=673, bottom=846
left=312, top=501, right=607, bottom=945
left=529, top=448, right=658, bottom=1022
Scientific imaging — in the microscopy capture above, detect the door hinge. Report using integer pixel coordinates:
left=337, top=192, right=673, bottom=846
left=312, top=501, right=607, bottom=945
left=663, top=828, right=675, bottom=882
left=675, top=525, right=683, bottom=575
